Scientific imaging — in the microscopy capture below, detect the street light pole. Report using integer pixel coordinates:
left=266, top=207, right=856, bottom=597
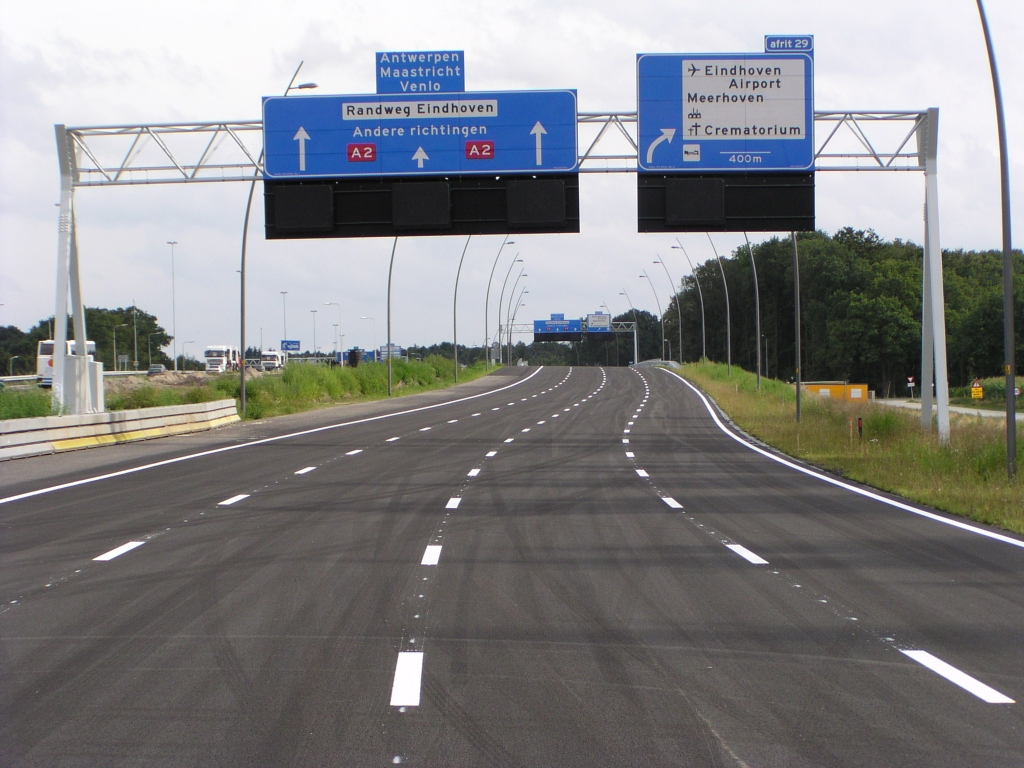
left=9, top=356, right=18, bottom=376
left=653, top=256, right=682, bottom=364
left=505, top=270, right=526, bottom=361
left=112, top=323, right=126, bottom=371
left=360, top=316, right=376, bottom=357
left=166, top=241, right=178, bottom=371
left=181, top=340, right=195, bottom=370
left=672, top=240, right=706, bottom=362
left=496, top=256, right=522, bottom=365
left=640, top=270, right=665, bottom=361
left=132, top=299, right=139, bottom=370
left=386, top=236, right=398, bottom=395
left=976, top=0, right=1016, bottom=477
left=792, top=232, right=802, bottom=423
left=311, top=309, right=317, bottom=358
left=484, top=236, right=514, bottom=369
left=707, top=234, right=732, bottom=376
left=281, top=292, right=288, bottom=340
left=743, top=233, right=763, bottom=390
left=620, top=289, right=640, bottom=364
left=452, top=234, right=471, bottom=382
left=324, top=302, right=342, bottom=358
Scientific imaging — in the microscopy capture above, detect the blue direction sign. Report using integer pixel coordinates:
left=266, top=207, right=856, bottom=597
left=263, top=90, right=578, bottom=179
left=534, top=318, right=581, bottom=334
left=376, top=50, right=465, bottom=94
left=281, top=339, right=300, bottom=352
left=637, top=49, right=813, bottom=172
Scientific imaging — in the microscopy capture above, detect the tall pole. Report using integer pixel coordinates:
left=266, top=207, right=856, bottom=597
left=311, top=310, right=317, bottom=357
left=484, top=236, right=513, bottom=370
left=281, top=292, right=288, bottom=340
left=238, top=62, right=308, bottom=417
left=654, top=256, right=682, bottom=364
left=508, top=288, right=528, bottom=365
left=167, top=241, right=178, bottom=371
left=453, top=235, right=471, bottom=382
left=792, top=232, right=802, bottom=422
left=505, top=268, right=526, bottom=362
left=707, top=234, right=731, bottom=376
left=387, top=236, right=397, bottom=395
left=496, top=255, right=522, bottom=365
left=977, top=0, right=1016, bottom=476
left=743, top=233, right=762, bottom=390
left=674, top=239, right=706, bottom=361
left=621, top=289, right=640, bottom=364
left=132, top=300, right=139, bottom=370
left=640, top=270, right=664, bottom=360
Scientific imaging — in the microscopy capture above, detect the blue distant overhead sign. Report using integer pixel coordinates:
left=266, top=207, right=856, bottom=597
left=281, top=339, right=300, bottom=351
left=376, top=50, right=465, bottom=94
left=263, top=90, right=578, bottom=179
left=637, top=46, right=813, bottom=172
left=534, top=318, right=581, bottom=334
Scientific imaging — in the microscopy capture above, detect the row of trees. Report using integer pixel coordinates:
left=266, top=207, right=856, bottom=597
left=503, top=229, right=1023, bottom=397
left=0, top=307, right=176, bottom=375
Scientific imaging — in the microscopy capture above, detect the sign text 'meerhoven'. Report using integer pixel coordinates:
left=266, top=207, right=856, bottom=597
left=343, top=100, right=497, bottom=120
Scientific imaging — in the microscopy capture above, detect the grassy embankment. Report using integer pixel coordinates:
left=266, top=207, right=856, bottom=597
left=948, top=375, right=1024, bottom=411
left=0, top=356, right=493, bottom=422
left=679, top=362, right=1024, bottom=535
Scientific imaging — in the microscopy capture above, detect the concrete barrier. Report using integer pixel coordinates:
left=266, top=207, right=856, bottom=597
left=0, top=399, right=239, bottom=461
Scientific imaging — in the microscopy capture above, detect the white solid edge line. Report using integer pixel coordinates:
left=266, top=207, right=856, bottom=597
left=0, top=368, right=546, bottom=507
left=659, top=369, right=1024, bottom=551
left=294, top=466, right=316, bottom=475
left=346, top=449, right=363, bottom=455
left=726, top=543, right=769, bottom=565
left=390, top=651, right=424, bottom=706
left=467, top=468, right=480, bottom=477
left=421, top=545, right=442, bottom=565
left=93, top=541, right=145, bottom=561
left=901, top=650, right=1015, bottom=704
left=636, top=469, right=649, bottom=477
left=446, top=497, right=461, bottom=509
left=218, top=493, right=250, bottom=506
left=662, top=496, right=682, bottom=508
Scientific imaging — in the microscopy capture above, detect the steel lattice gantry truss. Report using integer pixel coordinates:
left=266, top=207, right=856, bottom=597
left=53, top=109, right=951, bottom=441
left=64, top=111, right=930, bottom=186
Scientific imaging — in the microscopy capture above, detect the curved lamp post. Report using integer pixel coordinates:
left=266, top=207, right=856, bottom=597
left=483, top=237, right=514, bottom=369
left=671, top=240, right=706, bottom=362
left=743, top=232, right=763, bottom=390
left=653, top=256, right=682, bottom=364
left=452, top=235, right=471, bottom=382
left=640, top=270, right=666, bottom=360
left=496, top=256, right=522, bottom=365
left=706, top=234, right=732, bottom=376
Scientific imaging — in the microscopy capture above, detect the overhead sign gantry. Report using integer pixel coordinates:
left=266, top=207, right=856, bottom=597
left=637, top=35, right=815, bottom=232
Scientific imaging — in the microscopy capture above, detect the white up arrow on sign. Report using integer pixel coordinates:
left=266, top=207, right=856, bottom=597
left=293, top=127, right=310, bottom=171
left=645, top=128, right=676, bottom=164
left=530, top=122, right=547, bottom=166
left=412, top=147, right=429, bottom=168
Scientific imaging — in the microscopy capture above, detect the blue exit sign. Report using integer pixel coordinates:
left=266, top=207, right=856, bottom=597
left=765, top=35, right=813, bottom=52
left=376, top=50, right=465, bottom=94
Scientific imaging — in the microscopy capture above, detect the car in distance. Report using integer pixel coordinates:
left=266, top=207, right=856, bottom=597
left=147, top=364, right=167, bottom=376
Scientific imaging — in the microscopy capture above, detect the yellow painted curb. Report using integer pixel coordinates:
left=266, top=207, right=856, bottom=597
left=50, top=412, right=240, bottom=453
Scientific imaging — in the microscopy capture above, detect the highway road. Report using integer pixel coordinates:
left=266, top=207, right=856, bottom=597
left=1, top=365, right=1022, bottom=767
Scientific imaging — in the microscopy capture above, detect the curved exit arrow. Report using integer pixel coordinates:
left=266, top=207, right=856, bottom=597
left=645, top=128, right=676, bottom=165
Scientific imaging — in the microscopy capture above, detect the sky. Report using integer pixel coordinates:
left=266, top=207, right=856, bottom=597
left=1, top=0, right=1021, bottom=359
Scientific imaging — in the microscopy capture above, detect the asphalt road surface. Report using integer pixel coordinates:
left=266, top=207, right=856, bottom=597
left=2, top=365, right=1022, bottom=767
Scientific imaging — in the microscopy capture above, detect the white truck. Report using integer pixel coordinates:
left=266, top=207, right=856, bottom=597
left=260, top=350, right=285, bottom=371
left=203, top=345, right=240, bottom=373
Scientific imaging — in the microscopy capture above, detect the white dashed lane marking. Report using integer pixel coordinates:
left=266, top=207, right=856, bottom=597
left=218, top=494, right=249, bottom=506
left=467, top=469, right=481, bottom=477
left=726, top=543, right=769, bottom=565
left=346, top=449, right=363, bottom=455
left=294, top=466, right=316, bottom=475
left=386, top=437, right=400, bottom=442
left=390, top=652, right=424, bottom=706
left=901, top=650, right=1015, bottom=704
left=93, top=541, right=145, bottom=561
left=419, top=427, right=432, bottom=432
left=636, top=469, right=649, bottom=478
left=421, top=545, right=442, bottom=565
left=661, top=496, right=682, bottom=509
left=446, top=497, right=462, bottom=509
left=486, top=451, right=497, bottom=457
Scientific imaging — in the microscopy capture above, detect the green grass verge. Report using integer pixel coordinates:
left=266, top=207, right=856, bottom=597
left=209, top=356, right=494, bottom=420
left=679, top=361, right=1024, bottom=536
left=0, top=387, right=55, bottom=420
